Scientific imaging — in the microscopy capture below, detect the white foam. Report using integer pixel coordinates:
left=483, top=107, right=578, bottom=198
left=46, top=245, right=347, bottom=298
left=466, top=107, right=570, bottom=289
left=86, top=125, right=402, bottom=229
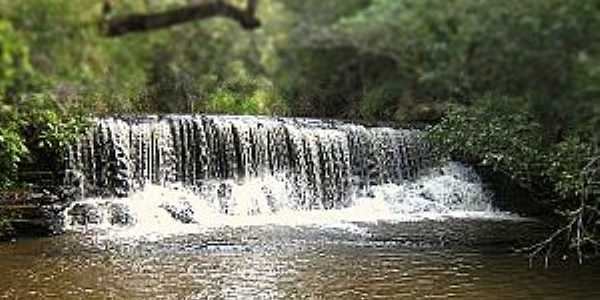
left=64, top=162, right=520, bottom=240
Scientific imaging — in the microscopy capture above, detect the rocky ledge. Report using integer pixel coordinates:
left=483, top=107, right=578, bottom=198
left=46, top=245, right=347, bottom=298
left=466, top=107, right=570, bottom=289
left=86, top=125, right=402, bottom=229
left=0, top=188, right=69, bottom=241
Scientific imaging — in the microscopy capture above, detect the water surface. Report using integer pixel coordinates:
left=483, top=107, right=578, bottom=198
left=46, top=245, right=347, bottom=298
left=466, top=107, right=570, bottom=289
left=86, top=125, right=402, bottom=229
left=1, top=219, right=598, bottom=300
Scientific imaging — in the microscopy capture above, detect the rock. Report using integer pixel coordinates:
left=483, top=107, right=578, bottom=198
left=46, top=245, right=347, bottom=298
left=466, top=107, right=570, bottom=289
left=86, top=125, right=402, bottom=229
left=28, top=191, right=60, bottom=206
left=420, top=190, right=435, bottom=201
left=67, top=203, right=102, bottom=226
left=108, top=203, right=134, bottom=226
left=160, top=201, right=195, bottom=224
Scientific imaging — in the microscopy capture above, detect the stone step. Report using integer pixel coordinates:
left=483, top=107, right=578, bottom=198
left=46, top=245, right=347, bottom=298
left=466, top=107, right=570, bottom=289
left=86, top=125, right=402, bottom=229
left=0, top=204, right=39, bottom=209
left=17, top=171, right=59, bottom=186
left=17, top=170, right=54, bottom=179
left=0, top=205, right=46, bottom=220
left=1, top=204, right=65, bottom=240
left=0, top=191, right=61, bottom=206
left=0, top=190, right=30, bottom=204
left=4, top=218, right=58, bottom=238
left=0, top=186, right=67, bottom=240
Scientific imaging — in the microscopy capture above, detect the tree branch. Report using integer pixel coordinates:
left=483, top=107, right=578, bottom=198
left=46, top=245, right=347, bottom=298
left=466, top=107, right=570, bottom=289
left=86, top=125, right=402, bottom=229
left=104, top=0, right=260, bottom=37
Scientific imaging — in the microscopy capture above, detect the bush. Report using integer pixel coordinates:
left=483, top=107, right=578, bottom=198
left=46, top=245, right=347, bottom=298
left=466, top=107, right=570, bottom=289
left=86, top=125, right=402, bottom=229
left=428, top=95, right=600, bottom=262
left=18, top=94, right=89, bottom=153
left=0, top=104, right=28, bottom=188
left=0, top=93, right=89, bottom=188
left=428, top=95, right=597, bottom=205
left=428, top=96, right=546, bottom=190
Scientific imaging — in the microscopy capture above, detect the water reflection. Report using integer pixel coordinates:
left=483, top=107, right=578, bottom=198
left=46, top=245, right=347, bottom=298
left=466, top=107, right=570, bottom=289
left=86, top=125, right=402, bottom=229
left=1, top=221, right=600, bottom=299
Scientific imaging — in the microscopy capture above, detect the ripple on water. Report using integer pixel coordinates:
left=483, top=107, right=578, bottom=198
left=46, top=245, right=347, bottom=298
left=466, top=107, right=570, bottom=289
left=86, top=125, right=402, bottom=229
left=1, top=220, right=600, bottom=299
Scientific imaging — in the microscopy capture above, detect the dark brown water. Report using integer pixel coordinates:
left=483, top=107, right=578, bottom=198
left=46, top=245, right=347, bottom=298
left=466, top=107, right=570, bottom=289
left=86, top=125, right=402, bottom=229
left=1, top=220, right=599, bottom=299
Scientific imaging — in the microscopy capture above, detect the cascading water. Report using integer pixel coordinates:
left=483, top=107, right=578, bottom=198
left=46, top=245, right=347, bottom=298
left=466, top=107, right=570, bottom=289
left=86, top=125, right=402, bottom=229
left=63, top=115, right=504, bottom=238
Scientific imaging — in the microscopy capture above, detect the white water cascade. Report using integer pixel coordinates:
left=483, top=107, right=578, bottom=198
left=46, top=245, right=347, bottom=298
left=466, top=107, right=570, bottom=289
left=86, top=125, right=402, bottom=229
left=62, top=115, right=506, bottom=238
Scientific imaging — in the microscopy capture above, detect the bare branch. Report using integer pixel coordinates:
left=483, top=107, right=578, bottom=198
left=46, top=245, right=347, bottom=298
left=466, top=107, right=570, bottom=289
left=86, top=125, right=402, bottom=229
left=104, top=0, right=260, bottom=37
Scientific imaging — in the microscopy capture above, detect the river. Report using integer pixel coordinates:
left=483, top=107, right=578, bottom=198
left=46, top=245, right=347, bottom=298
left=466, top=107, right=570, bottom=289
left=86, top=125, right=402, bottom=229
left=1, top=219, right=599, bottom=299
left=2, top=115, right=597, bottom=299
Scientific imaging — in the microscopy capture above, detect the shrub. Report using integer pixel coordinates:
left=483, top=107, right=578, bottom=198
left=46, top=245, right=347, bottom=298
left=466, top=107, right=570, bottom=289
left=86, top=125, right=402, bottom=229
left=0, top=104, right=28, bottom=188
left=428, top=96, right=547, bottom=191
left=0, top=93, right=89, bottom=187
left=428, top=95, right=600, bottom=263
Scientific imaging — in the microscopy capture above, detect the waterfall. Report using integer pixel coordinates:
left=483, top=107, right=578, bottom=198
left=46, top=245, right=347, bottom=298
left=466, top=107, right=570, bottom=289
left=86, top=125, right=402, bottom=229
left=63, top=115, right=500, bottom=237
left=65, top=115, right=430, bottom=207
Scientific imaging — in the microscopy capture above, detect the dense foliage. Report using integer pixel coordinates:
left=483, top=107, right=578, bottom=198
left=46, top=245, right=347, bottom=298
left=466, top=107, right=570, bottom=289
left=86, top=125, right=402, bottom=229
left=278, top=0, right=600, bottom=131
left=428, top=96, right=599, bottom=262
left=1, top=0, right=599, bottom=125
left=429, top=96, right=597, bottom=202
left=0, top=0, right=600, bottom=257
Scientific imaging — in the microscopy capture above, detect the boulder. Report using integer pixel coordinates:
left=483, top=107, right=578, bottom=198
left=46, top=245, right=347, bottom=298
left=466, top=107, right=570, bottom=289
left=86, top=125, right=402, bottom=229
left=108, top=203, right=134, bottom=226
left=67, top=203, right=102, bottom=226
